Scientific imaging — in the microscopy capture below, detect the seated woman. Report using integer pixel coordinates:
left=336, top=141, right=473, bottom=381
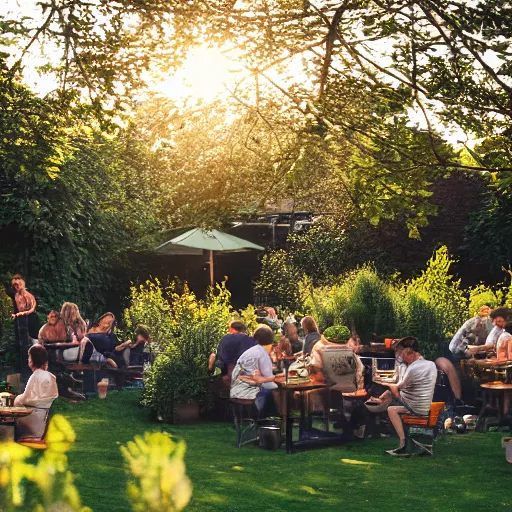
left=38, top=310, right=67, bottom=344
left=301, top=316, right=321, bottom=355
left=14, top=345, right=58, bottom=408
left=84, top=313, right=131, bottom=368
left=60, top=302, right=88, bottom=362
left=278, top=323, right=303, bottom=356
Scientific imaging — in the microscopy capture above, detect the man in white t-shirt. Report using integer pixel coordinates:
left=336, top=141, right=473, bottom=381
left=14, top=344, right=59, bottom=409
left=384, top=337, right=437, bottom=456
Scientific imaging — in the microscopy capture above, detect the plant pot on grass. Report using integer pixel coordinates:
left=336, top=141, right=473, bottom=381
left=173, top=402, right=201, bottom=425
left=144, top=355, right=209, bottom=425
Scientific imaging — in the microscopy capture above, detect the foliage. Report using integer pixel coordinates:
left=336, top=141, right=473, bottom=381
left=130, top=278, right=233, bottom=420
left=253, top=250, right=305, bottom=312
left=121, top=432, right=191, bottom=512
left=301, top=247, right=470, bottom=358
left=322, top=325, right=351, bottom=343
left=0, top=413, right=192, bottom=512
left=406, top=246, right=467, bottom=338
left=468, top=284, right=503, bottom=317
left=123, top=278, right=174, bottom=353
left=0, top=77, right=168, bottom=317
left=0, top=415, right=90, bottom=512
left=233, top=304, right=258, bottom=335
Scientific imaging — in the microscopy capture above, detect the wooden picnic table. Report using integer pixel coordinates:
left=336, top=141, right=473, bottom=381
left=276, top=378, right=339, bottom=453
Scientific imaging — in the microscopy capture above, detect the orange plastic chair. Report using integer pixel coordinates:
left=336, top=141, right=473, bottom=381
left=401, top=402, right=445, bottom=456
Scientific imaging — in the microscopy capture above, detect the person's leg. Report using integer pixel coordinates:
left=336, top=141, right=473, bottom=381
left=435, top=357, right=461, bottom=400
left=504, top=391, right=511, bottom=416
left=387, top=405, right=408, bottom=448
left=79, top=337, right=91, bottom=362
left=81, top=340, right=94, bottom=364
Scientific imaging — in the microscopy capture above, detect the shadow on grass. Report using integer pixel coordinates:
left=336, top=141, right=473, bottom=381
left=54, top=391, right=512, bottom=512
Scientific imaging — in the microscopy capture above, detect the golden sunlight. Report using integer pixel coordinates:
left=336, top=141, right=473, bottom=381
left=154, top=46, right=242, bottom=102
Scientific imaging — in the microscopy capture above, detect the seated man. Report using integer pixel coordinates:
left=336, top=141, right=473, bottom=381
left=209, top=321, right=255, bottom=383
left=127, top=325, right=151, bottom=366
left=383, top=337, right=437, bottom=455
left=38, top=310, right=67, bottom=344
left=14, top=345, right=59, bottom=408
left=436, top=305, right=498, bottom=405
left=230, top=326, right=278, bottom=418
left=485, top=307, right=511, bottom=348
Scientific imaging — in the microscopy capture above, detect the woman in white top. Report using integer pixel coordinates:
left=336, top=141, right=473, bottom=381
left=14, top=344, right=59, bottom=409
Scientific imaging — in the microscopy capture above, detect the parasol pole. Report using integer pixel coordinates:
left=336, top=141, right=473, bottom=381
left=209, top=250, right=214, bottom=286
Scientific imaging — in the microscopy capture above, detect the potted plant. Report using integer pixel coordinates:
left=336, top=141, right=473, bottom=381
left=323, top=325, right=351, bottom=343
left=143, top=354, right=208, bottom=425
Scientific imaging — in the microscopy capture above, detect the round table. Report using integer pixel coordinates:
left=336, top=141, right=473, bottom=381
left=476, top=382, right=512, bottom=431
left=0, top=406, right=33, bottom=442
left=0, top=406, right=34, bottom=422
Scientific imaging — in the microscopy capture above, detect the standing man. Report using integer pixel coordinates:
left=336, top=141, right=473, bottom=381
left=385, top=337, right=437, bottom=456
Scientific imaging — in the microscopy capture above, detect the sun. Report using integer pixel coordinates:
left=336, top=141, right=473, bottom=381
left=153, top=46, right=241, bottom=102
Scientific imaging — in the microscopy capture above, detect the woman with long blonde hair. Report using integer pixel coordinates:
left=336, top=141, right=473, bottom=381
left=60, top=302, right=89, bottom=361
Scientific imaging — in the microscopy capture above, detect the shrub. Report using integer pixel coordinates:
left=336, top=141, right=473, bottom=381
left=301, top=247, right=469, bottom=358
left=406, top=245, right=467, bottom=339
left=253, top=250, right=305, bottom=311
left=123, top=278, right=174, bottom=352
left=128, top=279, right=233, bottom=420
left=468, top=284, right=503, bottom=316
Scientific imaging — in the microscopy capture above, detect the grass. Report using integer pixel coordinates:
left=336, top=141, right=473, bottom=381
left=54, top=391, right=512, bottom=512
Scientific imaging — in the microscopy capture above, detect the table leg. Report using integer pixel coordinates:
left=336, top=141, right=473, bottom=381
left=299, top=391, right=306, bottom=441
left=280, top=387, right=287, bottom=436
left=323, top=389, right=330, bottom=432
left=498, top=391, right=505, bottom=425
left=285, top=391, right=293, bottom=454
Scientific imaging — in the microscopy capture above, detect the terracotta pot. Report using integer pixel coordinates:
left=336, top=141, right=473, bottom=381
left=97, top=379, right=109, bottom=399
left=173, top=402, right=200, bottom=424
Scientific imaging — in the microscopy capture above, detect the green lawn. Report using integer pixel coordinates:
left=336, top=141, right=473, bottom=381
left=54, top=391, right=512, bottom=512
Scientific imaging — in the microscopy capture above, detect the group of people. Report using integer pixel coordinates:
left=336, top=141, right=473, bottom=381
left=6, top=274, right=151, bottom=374
left=210, top=314, right=438, bottom=455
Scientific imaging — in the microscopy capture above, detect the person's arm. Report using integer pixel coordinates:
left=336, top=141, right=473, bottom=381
left=239, top=369, right=275, bottom=385
left=485, top=326, right=498, bottom=346
left=388, top=383, right=400, bottom=398
left=449, top=324, right=469, bottom=355
left=13, top=374, right=34, bottom=406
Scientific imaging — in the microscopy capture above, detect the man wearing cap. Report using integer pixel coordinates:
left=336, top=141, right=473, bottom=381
left=384, top=337, right=437, bottom=456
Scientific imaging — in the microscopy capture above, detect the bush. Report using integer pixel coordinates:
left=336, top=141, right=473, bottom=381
left=406, top=246, right=467, bottom=339
left=253, top=250, right=305, bottom=311
left=301, top=247, right=469, bottom=358
left=127, top=279, right=233, bottom=420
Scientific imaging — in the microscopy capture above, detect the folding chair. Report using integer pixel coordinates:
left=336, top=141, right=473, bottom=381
left=402, top=402, right=446, bottom=456
left=16, top=403, right=55, bottom=450
left=230, top=398, right=259, bottom=447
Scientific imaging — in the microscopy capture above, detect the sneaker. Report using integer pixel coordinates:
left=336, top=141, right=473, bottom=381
left=386, top=444, right=408, bottom=456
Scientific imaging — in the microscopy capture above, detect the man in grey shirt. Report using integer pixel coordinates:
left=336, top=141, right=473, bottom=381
left=385, top=337, right=437, bottom=456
